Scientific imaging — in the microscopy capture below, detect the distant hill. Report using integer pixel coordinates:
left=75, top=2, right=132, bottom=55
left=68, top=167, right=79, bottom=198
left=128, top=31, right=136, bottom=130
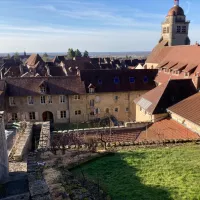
left=0, top=51, right=150, bottom=58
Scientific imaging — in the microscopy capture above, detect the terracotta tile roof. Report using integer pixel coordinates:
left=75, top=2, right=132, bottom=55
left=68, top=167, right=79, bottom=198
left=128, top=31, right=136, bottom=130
left=134, top=79, right=197, bottom=114
left=154, top=71, right=192, bottom=84
left=136, top=118, right=199, bottom=142
left=168, top=92, right=200, bottom=125
left=25, top=54, right=45, bottom=68
left=146, top=40, right=171, bottom=63
left=80, top=69, right=158, bottom=93
left=148, top=45, right=200, bottom=66
left=182, top=63, right=198, bottom=73
left=5, top=76, right=86, bottom=96
left=162, top=61, right=178, bottom=69
left=170, top=62, right=187, bottom=71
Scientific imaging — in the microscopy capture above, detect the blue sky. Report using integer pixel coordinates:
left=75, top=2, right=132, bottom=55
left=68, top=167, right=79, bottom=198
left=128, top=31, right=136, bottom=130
left=0, top=0, right=198, bottom=53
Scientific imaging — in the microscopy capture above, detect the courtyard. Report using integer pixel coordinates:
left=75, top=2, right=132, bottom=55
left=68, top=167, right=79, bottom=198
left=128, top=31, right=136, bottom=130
left=72, top=144, right=200, bottom=200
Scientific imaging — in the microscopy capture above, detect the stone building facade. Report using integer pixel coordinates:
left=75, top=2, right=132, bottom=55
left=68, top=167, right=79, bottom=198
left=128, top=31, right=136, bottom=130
left=2, top=69, right=158, bottom=124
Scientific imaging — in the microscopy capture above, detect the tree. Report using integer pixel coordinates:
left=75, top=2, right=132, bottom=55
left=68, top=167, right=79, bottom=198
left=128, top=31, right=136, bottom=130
left=83, top=50, right=89, bottom=58
left=75, top=49, right=82, bottom=57
left=43, top=52, right=48, bottom=57
left=14, top=52, right=19, bottom=59
left=42, top=53, right=48, bottom=62
left=67, top=48, right=75, bottom=59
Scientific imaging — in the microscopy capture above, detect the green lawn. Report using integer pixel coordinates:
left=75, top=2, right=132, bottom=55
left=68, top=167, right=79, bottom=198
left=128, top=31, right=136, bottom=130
left=71, top=144, right=200, bottom=200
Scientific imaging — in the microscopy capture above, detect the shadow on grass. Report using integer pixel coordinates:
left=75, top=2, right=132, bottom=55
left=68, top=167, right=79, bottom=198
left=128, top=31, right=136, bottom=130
left=71, top=152, right=172, bottom=200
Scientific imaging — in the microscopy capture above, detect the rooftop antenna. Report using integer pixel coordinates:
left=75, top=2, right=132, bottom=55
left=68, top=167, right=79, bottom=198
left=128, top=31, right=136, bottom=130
left=174, top=0, right=179, bottom=6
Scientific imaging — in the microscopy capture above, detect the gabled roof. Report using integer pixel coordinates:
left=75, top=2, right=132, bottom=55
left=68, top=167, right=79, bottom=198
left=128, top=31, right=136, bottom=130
left=134, top=79, right=197, bottom=114
left=5, top=77, right=86, bottom=96
left=25, top=54, right=45, bottom=67
left=168, top=92, right=200, bottom=125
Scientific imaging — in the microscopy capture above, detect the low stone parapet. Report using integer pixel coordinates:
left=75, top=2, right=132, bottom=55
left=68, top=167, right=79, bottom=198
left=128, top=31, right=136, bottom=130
left=13, top=123, right=33, bottom=161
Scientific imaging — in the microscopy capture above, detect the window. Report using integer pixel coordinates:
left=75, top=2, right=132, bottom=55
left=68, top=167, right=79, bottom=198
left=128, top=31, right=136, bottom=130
left=114, top=96, right=119, bottom=101
left=167, top=27, right=169, bottom=33
left=105, top=108, right=109, bottom=113
left=48, top=95, right=52, bottom=104
left=143, top=76, right=148, bottom=83
left=90, top=111, right=95, bottom=116
left=89, top=88, right=95, bottom=93
left=185, top=72, right=189, bottom=77
left=115, top=108, right=119, bottom=112
left=90, top=99, right=95, bottom=107
left=75, top=110, right=81, bottom=115
left=9, top=97, right=15, bottom=106
left=12, top=113, right=18, bottom=121
left=182, top=26, right=186, bottom=33
left=129, top=77, right=135, bottom=83
left=177, top=26, right=181, bottom=33
left=40, top=96, right=46, bottom=104
left=74, top=95, right=80, bottom=100
left=98, top=79, right=102, bottom=84
left=114, top=76, right=120, bottom=84
left=29, top=112, right=35, bottom=120
left=163, top=27, right=167, bottom=33
left=125, top=108, right=129, bottom=112
left=60, top=111, right=67, bottom=118
left=60, top=95, right=66, bottom=103
left=40, top=86, right=46, bottom=93
left=27, top=96, right=34, bottom=105
left=95, top=108, right=100, bottom=114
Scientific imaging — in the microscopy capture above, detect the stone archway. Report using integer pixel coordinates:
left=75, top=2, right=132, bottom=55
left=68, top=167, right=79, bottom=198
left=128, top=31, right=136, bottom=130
left=42, top=111, right=54, bottom=123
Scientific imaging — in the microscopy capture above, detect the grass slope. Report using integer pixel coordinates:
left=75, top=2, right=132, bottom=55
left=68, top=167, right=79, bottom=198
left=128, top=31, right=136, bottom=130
left=72, top=144, right=200, bottom=200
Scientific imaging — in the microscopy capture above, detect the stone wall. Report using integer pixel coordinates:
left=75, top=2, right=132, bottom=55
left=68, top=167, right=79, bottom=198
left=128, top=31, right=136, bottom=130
left=0, top=111, right=9, bottom=182
left=13, top=122, right=33, bottom=161
left=38, top=122, right=51, bottom=150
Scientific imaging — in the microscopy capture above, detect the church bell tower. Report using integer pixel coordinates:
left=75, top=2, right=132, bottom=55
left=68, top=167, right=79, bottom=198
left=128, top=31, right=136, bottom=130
left=160, top=0, right=190, bottom=46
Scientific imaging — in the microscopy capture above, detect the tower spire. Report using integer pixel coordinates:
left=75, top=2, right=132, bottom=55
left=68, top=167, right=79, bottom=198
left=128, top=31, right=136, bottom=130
left=174, top=0, right=179, bottom=6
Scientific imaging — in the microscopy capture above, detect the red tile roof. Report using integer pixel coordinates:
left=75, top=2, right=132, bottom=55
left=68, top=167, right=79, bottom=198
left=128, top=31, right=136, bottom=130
left=136, top=119, right=199, bottom=142
left=146, top=40, right=171, bottom=63
left=134, top=79, right=197, bottom=114
left=168, top=92, right=200, bottom=125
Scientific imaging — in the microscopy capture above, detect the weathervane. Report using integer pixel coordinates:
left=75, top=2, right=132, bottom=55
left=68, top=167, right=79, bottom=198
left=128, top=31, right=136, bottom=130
left=174, top=0, right=179, bottom=6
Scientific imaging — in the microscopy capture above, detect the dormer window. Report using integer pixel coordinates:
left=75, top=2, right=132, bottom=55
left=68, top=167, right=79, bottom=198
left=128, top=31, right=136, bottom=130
left=129, top=77, right=135, bottom=83
left=89, top=88, right=95, bottom=93
left=9, top=97, right=15, bottom=106
left=114, top=76, right=120, bottom=84
left=40, top=86, right=46, bottom=93
left=176, top=70, right=180, bottom=75
left=185, top=72, right=189, bottom=77
left=88, top=83, right=95, bottom=94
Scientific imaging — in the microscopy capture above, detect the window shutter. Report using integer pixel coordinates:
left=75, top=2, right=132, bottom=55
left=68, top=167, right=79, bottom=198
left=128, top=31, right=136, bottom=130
left=7, top=113, right=12, bottom=122
left=35, top=112, right=39, bottom=121
left=25, top=112, right=29, bottom=120
left=66, top=110, right=69, bottom=118
left=57, top=111, right=61, bottom=119
left=17, top=113, right=20, bottom=121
